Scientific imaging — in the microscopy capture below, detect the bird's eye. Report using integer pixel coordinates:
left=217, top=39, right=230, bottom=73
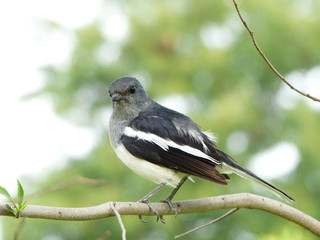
left=129, top=86, right=136, bottom=94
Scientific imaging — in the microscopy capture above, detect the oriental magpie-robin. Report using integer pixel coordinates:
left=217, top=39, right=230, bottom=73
left=108, top=77, right=294, bottom=222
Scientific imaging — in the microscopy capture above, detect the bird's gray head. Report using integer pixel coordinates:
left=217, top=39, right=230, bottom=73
left=108, top=77, right=151, bottom=120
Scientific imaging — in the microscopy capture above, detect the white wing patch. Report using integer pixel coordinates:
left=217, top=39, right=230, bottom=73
left=124, top=127, right=220, bottom=165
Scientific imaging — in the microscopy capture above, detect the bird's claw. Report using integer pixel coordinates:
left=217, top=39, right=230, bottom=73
left=138, top=214, right=147, bottom=223
left=160, top=198, right=179, bottom=217
left=138, top=199, right=166, bottom=223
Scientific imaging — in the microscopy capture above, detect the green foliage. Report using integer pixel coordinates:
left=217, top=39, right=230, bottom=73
left=0, top=180, right=27, bottom=217
left=3, top=0, right=320, bottom=239
left=0, top=186, right=14, bottom=205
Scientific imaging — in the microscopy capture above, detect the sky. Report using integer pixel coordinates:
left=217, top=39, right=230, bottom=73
left=0, top=1, right=103, bottom=237
left=0, top=0, right=105, bottom=194
left=0, top=0, right=319, bottom=239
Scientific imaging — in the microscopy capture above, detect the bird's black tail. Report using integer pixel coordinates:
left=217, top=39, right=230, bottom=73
left=216, top=150, right=295, bottom=203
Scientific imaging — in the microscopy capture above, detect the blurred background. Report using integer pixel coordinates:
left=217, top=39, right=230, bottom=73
left=1, top=0, right=320, bottom=239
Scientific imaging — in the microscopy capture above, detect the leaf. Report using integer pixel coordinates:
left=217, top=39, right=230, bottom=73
left=17, top=180, right=24, bottom=204
left=0, top=185, right=14, bottom=203
left=19, top=201, right=28, bottom=212
left=5, top=204, right=16, bottom=216
left=21, top=201, right=27, bottom=209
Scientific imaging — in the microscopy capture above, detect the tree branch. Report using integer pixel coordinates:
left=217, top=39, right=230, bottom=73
left=1, top=193, right=319, bottom=237
left=232, top=0, right=320, bottom=103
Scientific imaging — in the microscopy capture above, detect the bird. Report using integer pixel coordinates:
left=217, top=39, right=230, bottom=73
left=108, top=76, right=294, bottom=222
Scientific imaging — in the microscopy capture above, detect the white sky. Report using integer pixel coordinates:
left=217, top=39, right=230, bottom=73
left=0, top=0, right=319, bottom=238
left=0, top=1, right=104, bottom=238
left=0, top=0, right=103, bottom=195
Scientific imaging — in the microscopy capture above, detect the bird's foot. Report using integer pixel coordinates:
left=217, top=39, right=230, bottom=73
left=159, top=197, right=179, bottom=217
left=138, top=198, right=166, bottom=223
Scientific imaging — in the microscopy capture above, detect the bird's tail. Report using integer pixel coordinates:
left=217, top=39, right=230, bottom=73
left=216, top=150, right=295, bottom=203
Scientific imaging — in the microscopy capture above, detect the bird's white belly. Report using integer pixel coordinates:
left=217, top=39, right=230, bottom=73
left=114, top=144, right=185, bottom=187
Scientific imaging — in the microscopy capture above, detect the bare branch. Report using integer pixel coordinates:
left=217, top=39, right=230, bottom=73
left=232, top=0, right=320, bottom=102
left=1, top=193, right=320, bottom=237
left=175, top=208, right=239, bottom=239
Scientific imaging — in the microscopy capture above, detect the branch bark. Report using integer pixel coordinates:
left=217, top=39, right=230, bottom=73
left=1, top=193, right=319, bottom=237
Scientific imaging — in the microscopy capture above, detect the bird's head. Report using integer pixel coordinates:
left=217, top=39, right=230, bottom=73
left=108, top=77, right=150, bottom=119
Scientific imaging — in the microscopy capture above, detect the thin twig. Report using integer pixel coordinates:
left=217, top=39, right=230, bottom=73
left=232, top=0, right=320, bottom=102
left=175, top=208, right=239, bottom=239
left=110, top=202, right=126, bottom=240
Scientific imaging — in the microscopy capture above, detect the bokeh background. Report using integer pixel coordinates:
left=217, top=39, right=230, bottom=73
left=1, top=0, right=320, bottom=239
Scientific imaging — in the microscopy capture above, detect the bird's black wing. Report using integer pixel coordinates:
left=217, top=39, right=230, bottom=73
left=120, top=102, right=228, bottom=185
left=132, top=101, right=219, bottom=153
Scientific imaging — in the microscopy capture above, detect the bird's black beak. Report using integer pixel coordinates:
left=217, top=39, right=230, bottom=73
left=111, top=93, right=123, bottom=102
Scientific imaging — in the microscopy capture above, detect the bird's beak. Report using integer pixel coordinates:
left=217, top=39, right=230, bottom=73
left=111, top=93, right=123, bottom=102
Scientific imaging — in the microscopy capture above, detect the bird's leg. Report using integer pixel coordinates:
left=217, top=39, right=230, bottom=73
left=160, top=176, right=188, bottom=217
left=138, top=182, right=167, bottom=223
